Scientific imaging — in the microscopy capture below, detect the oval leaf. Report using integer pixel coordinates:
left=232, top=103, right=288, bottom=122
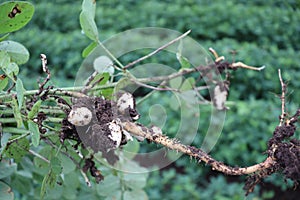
left=5, top=135, right=29, bottom=163
left=27, top=100, right=42, bottom=119
left=28, top=121, right=40, bottom=147
left=0, top=1, right=34, bottom=34
left=0, top=50, right=10, bottom=70
left=180, top=77, right=195, bottom=91
left=81, top=0, right=96, bottom=18
left=169, top=76, right=182, bottom=89
left=82, top=41, right=97, bottom=58
left=80, top=11, right=98, bottom=41
left=50, top=157, right=62, bottom=175
left=176, top=52, right=191, bottom=69
left=0, top=40, right=29, bottom=64
left=6, top=62, right=19, bottom=79
left=12, top=96, right=23, bottom=127
left=16, top=78, right=25, bottom=109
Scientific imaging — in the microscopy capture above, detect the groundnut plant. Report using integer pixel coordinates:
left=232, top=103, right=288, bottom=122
left=0, top=1, right=299, bottom=199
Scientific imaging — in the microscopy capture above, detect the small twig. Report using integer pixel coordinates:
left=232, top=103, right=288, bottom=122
left=278, top=69, right=286, bottom=126
left=81, top=71, right=101, bottom=94
left=81, top=75, right=105, bottom=94
left=209, top=47, right=225, bottom=62
left=36, top=54, right=51, bottom=96
left=0, top=123, right=2, bottom=141
left=131, top=78, right=178, bottom=92
left=53, top=89, right=88, bottom=98
left=7, top=132, right=30, bottom=145
left=6, top=79, right=16, bottom=94
left=136, top=80, right=169, bottom=105
left=289, top=109, right=300, bottom=124
left=230, top=62, right=265, bottom=71
left=124, top=30, right=191, bottom=69
left=81, top=169, right=92, bottom=187
left=84, top=71, right=98, bottom=87
left=2, top=127, right=29, bottom=135
left=28, top=149, right=50, bottom=164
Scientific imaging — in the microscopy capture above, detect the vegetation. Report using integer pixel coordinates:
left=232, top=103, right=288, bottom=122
left=0, top=0, right=300, bottom=199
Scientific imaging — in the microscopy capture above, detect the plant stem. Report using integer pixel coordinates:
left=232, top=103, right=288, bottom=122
left=0, top=82, right=117, bottom=101
left=123, top=30, right=191, bottom=69
left=3, top=127, right=29, bottom=135
left=97, top=40, right=125, bottom=69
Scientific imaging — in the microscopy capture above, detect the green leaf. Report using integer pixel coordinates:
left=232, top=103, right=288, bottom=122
left=41, top=169, right=57, bottom=200
left=0, top=132, right=11, bottom=155
left=33, top=146, right=52, bottom=171
left=0, top=40, right=29, bottom=64
left=96, top=174, right=121, bottom=197
left=82, top=41, right=97, bottom=58
left=0, top=181, right=14, bottom=200
left=81, top=0, right=96, bottom=17
left=176, top=39, right=191, bottom=69
left=6, top=62, right=19, bottom=79
left=0, top=76, right=8, bottom=91
left=123, top=172, right=148, bottom=190
left=79, top=11, right=98, bottom=42
left=100, top=88, right=114, bottom=99
left=27, top=100, right=42, bottom=119
left=10, top=173, right=32, bottom=196
left=0, top=1, right=34, bottom=34
left=0, top=161, right=17, bottom=179
left=12, top=96, right=23, bottom=127
left=50, top=157, right=62, bottom=175
left=89, top=72, right=110, bottom=87
left=169, top=93, right=180, bottom=111
left=176, top=52, right=191, bottom=69
left=28, top=121, right=40, bottom=147
left=58, top=153, right=76, bottom=174
left=180, top=77, right=195, bottom=91
left=0, top=50, right=10, bottom=70
left=5, top=135, right=29, bottom=163
left=123, top=190, right=148, bottom=200
left=179, top=90, right=198, bottom=105
left=169, top=76, right=182, bottom=89
left=16, top=78, right=25, bottom=109
left=63, top=172, right=80, bottom=190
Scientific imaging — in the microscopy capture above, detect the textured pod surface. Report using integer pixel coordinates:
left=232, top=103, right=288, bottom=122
left=67, top=107, right=92, bottom=126
left=107, top=119, right=123, bottom=148
left=117, top=92, right=140, bottom=121
left=117, top=92, right=135, bottom=112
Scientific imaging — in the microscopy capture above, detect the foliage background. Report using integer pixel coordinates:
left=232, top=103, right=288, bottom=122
left=3, top=0, right=300, bottom=199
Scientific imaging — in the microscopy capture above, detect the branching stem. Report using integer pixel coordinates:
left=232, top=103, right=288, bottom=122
left=123, top=30, right=191, bottom=70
